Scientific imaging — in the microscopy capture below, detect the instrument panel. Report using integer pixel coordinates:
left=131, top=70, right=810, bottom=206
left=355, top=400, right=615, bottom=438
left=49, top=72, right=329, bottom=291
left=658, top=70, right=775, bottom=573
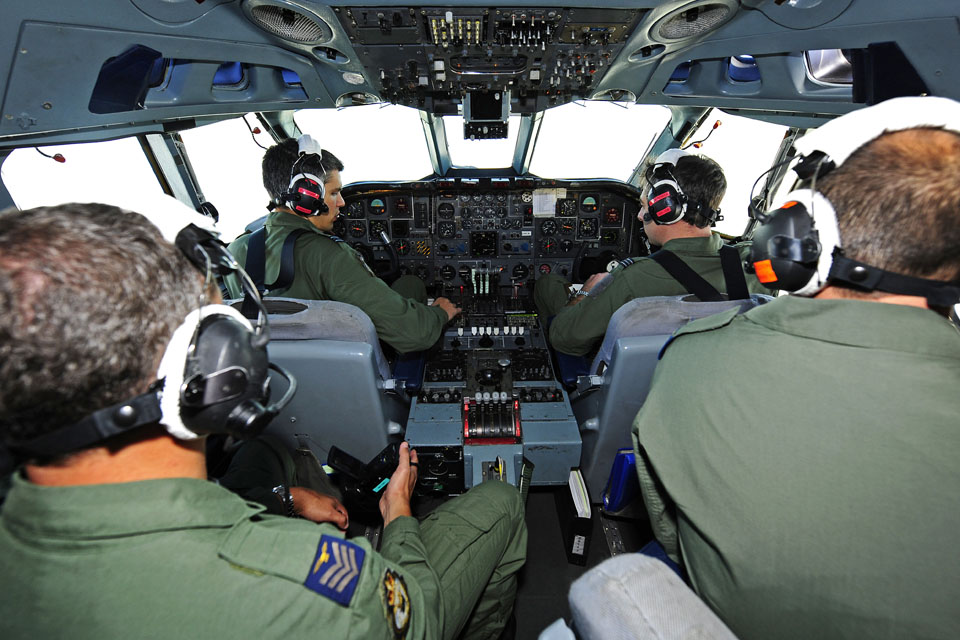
left=336, top=177, right=642, bottom=289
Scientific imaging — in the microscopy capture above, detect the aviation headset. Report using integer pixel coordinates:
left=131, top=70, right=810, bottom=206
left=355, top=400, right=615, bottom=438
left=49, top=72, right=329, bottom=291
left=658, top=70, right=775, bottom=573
left=280, top=135, right=330, bottom=217
left=749, top=95, right=960, bottom=306
left=644, top=148, right=722, bottom=226
left=0, top=196, right=297, bottom=474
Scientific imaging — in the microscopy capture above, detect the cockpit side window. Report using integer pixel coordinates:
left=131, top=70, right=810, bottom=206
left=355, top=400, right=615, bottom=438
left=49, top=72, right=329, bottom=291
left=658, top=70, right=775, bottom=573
left=1, top=137, right=163, bottom=211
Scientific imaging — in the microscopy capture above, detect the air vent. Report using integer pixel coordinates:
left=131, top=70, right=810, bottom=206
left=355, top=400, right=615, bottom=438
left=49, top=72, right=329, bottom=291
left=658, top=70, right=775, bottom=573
left=244, top=1, right=331, bottom=44
left=655, top=3, right=734, bottom=42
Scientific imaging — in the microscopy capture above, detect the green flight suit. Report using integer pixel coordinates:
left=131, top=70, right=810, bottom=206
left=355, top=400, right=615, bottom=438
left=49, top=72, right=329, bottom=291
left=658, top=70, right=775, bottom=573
left=631, top=296, right=960, bottom=640
left=0, top=474, right=527, bottom=640
left=534, top=234, right=771, bottom=356
left=223, top=211, right=447, bottom=353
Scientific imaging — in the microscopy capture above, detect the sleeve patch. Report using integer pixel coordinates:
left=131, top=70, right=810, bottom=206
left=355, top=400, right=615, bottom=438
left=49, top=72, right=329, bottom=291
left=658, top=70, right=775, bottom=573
left=304, top=535, right=365, bottom=606
left=382, top=569, right=412, bottom=639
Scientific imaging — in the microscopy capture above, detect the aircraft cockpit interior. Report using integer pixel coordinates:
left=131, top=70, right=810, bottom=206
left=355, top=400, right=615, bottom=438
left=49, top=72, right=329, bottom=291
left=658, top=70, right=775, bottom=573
left=2, top=1, right=959, bottom=637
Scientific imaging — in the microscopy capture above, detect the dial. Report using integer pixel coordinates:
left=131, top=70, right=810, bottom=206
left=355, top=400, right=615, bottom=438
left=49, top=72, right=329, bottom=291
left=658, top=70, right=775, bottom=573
left=540, top=237, right=557, bottom=254
left=472, top=194, right=483, bottom=203
left=540, top=219, right=558, bottom=235
left=393, top=198, right=410, bottom=217
left=393, top=239, right=410, bottom=256
left=512, top=263, right=530, bottom=279
left=511, top=218, right=523, bottom=229
left=369, top=198, right=386, bottom=215
left=437, top=221, right=456, bottom=239
left=369, top=220, right=387, bottom=239
left=601, top=230, right=620, bottom=245
left=497, top=207, right=507, bottom=218
left=578, top=217, right=598, bottom=238
left=348, top=222, right=366, bottom=238
left=332, top=219, right=345, bottom=237
left=440, top=264, right=457, bottom=281
left=558, top=219, right=575, bottom=235
left=581, top=195, right=599, bottom=213
left=483, top=193, right=495, bottom=203
left=461, top=219, right=473, bottom=230
left=414, top=265, right=431, bottom=281
left=438, top=203, right=455, bottom=219
left=500, top=219, right=512, bottom=230
left=497, top=193, right=507, bottom=203
left=484, top=207, right=496, bottom=218
left=539, top=263, right=552, bottom=275
left=604, top=207, right=622, bottom=225
left=459, top=194, right=472, bottom=202
left=460, top=207, right=472, bottom=218
left=344, top=202, right=365, bottom=218
left=560, top=239, right=574, bottom=253
left=520, top=191, right=533, bottom=203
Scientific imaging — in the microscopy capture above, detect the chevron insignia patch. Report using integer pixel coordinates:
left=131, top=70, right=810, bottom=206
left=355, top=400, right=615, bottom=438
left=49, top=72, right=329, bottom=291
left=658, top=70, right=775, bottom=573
left=304, top=535, right=366, bottom=605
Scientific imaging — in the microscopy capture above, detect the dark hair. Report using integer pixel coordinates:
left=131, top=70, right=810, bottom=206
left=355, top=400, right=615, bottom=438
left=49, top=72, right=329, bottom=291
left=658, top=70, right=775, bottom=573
left=817, top=127, right=960, bottom=281
left=262, top=138, right=345, bottom=203
left=646, top=153, right=726, bottom=228
left=0, top=203, right=205, bottom=445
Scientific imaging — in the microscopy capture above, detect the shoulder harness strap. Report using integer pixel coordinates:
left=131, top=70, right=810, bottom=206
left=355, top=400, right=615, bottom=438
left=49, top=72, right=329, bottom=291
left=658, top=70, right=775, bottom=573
left=240, top=227, right=310, bottom=318
left=649, top=250, right=723, bottom=302
left=718, top=244, right=750, bottom=300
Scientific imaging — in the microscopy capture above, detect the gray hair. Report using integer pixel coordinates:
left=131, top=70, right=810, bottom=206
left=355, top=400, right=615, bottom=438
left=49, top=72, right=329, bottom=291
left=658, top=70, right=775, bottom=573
left=0, top=203, right=205, bottom=445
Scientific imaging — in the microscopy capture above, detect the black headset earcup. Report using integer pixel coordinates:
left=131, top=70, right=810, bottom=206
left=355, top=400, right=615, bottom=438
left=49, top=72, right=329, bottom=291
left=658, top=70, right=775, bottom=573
left=179, top=314, right=273, bottom=438
left=286, top=173, right=328, bottom=217
left=749, top=200, right=821, bottom=290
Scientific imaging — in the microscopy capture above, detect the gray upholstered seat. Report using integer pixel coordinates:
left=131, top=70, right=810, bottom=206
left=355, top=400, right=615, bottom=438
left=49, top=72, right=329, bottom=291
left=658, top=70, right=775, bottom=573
left=573, top=294, right=772, bottom=499
left=566, top=554, right=739, bottom=640
left=242, top=298, right=409, bottom=464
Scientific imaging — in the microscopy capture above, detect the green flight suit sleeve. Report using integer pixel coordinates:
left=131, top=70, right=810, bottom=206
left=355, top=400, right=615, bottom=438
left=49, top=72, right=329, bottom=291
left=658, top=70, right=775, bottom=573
left=548, top=270, right=637, bottom=356
left=306, top=241, right=448, bottom=353
left=222, top=232, right=251, bottom=300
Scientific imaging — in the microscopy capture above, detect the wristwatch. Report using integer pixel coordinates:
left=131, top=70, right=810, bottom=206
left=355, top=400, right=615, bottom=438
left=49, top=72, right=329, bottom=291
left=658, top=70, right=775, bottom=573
left=271, top=484, right=296, bottom=517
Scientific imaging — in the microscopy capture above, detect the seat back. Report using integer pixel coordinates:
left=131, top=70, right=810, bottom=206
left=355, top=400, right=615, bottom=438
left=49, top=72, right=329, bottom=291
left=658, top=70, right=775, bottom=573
left=574, top=294, right=772, bottom=498
left=249, top=298, right=408, bottom=464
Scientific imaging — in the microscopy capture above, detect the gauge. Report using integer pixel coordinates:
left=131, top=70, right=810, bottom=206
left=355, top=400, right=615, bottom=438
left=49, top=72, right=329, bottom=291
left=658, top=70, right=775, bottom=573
left=500, top=219, right=512, bottom=230
left=581, top=195, right=599, bottom=212
left=558, top=199, right=578, bottom=216
left=540, top=238, right=557, bottom=254
left=560, top=239, right=574, bottom=253
left=472, top=194, right=483, bottom=203
left=415, top=265, right=430, bottom=281
left=484, top=207, right=496, bottom=218
left=511, top=218, right=523, bottom=229
left=345, top=202, right=365, bottom=218
left=540, top=219, right=558, bottom=235
left=497, top=193, right=507, bottom=203
left=558, top=219, right=575, bottom=235
left=461, top=219, right=473, bottom=230
left=369, top=198, right=386, bottom=215
left=437, top=221, right=456, bottom=239
left=348, top=222, right=366, bottom=238
left=460, top=207, right=472, bottom=218
left=369, top=220, right=387, bottom=239
left=440, top=264, right=457, bottom=280
left=483, top=193, right=495, bottom=203
left=332, top=219, right=345, bottom=237
left=512, top=263, right=530, bottom=279
left=497, top=207, right=507, bottom=218
left=578, top=217, right=598, bottom=238
left=604, top=207, right=621, bottom=225
left=438, top=203, right=455, bottom=219
left=538, top=263, right=552, bottom=275
left=601, top=230, right=620, bottom=245
left=393, top=239, right=410, bottom=256
left=521, top=191, right=533, bottom=203
left=459, top=194, right=472, bottom=202
left=393, top=198, right=410, bottom=216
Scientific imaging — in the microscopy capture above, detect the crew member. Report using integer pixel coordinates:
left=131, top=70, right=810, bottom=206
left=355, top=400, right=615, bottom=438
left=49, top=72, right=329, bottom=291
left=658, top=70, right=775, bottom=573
left=632, top=96, right=960, bottom=639
left=534, top=151, right=771, bottom=356
left=223, top=136, right=460, bottom=353
left=0, top=200, right=526, bottom=639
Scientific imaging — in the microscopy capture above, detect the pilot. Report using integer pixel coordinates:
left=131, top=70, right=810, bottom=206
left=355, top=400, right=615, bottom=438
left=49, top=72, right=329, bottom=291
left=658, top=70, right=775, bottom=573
left=0, top=201, right=527, bottom=639
left=534, top=150, right=771, bottom=356
left=632, top=97, right=960, bottom=639
left=223, top=136, right=460, bottom=353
